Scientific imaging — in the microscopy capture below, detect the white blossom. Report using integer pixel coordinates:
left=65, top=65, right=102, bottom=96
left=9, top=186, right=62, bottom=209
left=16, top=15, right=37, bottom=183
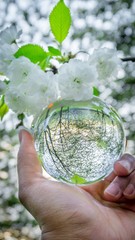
left=5, top=57, right=58, bottom=115
left=89, top=48, right=122, bottom=81
left=0, top=25, right=22, bottom=45
left=0, top=44, right=17, bottom=75
left=57, top=59, right=98, bottom=101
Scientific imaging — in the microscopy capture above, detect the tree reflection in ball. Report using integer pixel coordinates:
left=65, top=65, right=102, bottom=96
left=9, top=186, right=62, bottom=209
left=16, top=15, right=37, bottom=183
left=33, top=97, right=125, bottom=184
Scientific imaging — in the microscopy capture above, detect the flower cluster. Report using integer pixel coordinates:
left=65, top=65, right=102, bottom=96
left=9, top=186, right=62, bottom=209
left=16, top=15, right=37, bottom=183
left=0, top=26, right=122, bottom=117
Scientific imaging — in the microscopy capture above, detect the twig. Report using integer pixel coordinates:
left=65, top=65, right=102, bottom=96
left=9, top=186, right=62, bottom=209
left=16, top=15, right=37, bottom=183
left=121, top=57, right=135, bottom=62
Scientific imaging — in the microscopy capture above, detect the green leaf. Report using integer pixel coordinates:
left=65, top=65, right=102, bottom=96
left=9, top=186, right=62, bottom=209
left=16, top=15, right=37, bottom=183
left=17, top=113, right=25, bottom=121
left=93, top=86, right=100, bottom=97
left=14, top=44, right=47, bottom=64
left=0, top=95, right=4, bottom=107
left=39, top=56, right=52, bottom=70
left=4, top=80, right=10, bottom=85
left=49, top=0, right=72, bottom=43
left=71, top=174, right=86, bottom=184
left=0, top=96, right=9, bottom=120
left=48, top=46, right=61, bottom=56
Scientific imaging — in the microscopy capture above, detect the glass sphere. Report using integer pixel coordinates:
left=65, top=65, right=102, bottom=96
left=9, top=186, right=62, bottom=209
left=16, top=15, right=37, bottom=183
left=33, top=97, right=125, bottom=184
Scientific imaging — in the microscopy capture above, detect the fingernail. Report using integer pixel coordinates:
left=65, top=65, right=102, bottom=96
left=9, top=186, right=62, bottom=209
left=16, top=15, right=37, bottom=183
left=18, top=126, right=34, bottom=143
left=124, top=184, right=134, bottom=195
left=118, top=161, right=131, bottom=172
left=18, top=127, right=26, bottom=143
left=104, top=183, right=120, bottom=196
left=17, top=126, right=27, bottom=143
left=17, top=126, right=34, bottom=134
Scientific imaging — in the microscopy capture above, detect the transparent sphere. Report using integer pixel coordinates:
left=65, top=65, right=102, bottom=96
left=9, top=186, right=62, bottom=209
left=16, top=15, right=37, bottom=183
left=33, top=97, right=125, bottom=184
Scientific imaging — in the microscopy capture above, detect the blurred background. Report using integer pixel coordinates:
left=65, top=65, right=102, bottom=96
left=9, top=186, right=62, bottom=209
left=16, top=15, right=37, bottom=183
left=0, top=0, right=135, bottom=239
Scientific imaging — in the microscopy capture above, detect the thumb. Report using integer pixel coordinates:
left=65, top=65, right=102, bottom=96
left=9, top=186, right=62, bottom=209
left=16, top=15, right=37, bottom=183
left=17, top=129, right=42, bottom=186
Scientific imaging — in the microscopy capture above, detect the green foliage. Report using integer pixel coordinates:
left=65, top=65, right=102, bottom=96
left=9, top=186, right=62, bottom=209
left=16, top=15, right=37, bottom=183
left=16, top=113, right=25, bottom=128
left=0, top=96, right=9, bottom=120
left=4, top=79, right=10, bottom=85
left=48, top=46, right=61, bottom=56
left=49, top=0, right=72, bottom=43
left=71, top=174, right=86, bottom=184
left=14, top=44, right=62, bottom=70
left=14, top=44, right=47, bottom=65
left=39, top=56, right=52, bottom=70
left=17, top=113, right=25, bottom=121
left=93, top=86, right=100, bottom=97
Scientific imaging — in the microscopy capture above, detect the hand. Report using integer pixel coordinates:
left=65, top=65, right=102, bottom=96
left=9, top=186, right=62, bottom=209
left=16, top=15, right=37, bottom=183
left=17, top=129, right=135, bottom=240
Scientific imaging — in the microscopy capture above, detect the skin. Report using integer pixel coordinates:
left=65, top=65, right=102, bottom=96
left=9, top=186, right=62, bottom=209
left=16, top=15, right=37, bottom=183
left=17, top=129, right=135, bottom=240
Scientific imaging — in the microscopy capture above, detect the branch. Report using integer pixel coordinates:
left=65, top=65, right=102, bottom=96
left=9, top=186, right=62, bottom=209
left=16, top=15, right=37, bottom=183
left=121, top=57, right=135, bottom=62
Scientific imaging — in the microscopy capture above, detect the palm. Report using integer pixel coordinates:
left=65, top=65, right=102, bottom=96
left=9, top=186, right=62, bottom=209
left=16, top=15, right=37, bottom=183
left=22, top=177, right=135, bottom=240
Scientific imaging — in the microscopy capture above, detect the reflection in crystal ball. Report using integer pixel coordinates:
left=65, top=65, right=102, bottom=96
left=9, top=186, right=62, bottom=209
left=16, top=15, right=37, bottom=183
left=33, top=97, right=125, bottom=184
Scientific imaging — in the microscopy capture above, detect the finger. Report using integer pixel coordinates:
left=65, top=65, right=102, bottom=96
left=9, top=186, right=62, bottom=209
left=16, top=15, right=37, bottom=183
left=17, top=129, right=42, bottom=186
left=104, top=171, right=116, bottom=183
left=123, top=170, right=135, bottom=199
left=104, top=175, right=131, bottom=201
left=114, top=154, right=135, bottom=176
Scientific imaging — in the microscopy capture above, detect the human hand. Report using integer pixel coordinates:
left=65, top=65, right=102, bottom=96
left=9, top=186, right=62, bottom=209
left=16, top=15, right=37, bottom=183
left=17, top=129, right=135, bottom=240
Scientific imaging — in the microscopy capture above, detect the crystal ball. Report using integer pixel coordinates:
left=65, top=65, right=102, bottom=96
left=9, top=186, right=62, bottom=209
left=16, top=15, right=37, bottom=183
left=33, top=97, right=125, bottom=184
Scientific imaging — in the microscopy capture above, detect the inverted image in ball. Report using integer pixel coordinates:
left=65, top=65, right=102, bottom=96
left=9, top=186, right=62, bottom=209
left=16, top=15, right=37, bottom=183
left=33, top=97, right=125, bottom=184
